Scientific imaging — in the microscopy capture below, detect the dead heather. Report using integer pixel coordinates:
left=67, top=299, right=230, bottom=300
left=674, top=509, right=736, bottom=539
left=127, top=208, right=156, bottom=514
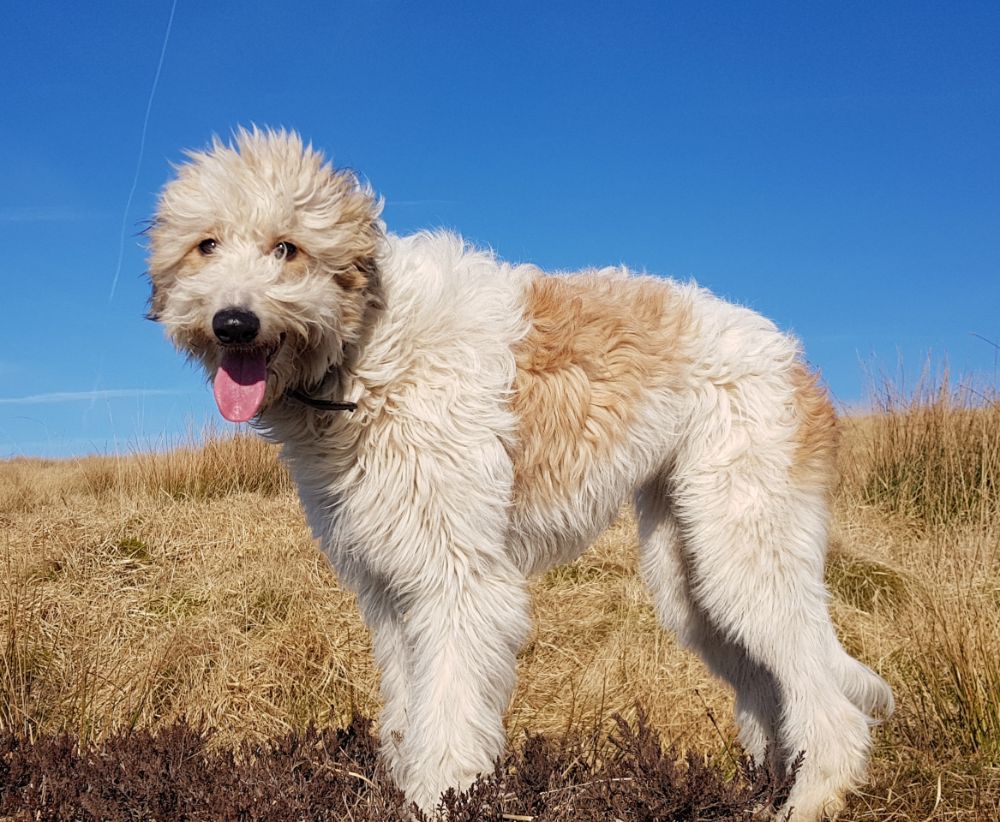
left=0, top=710, right=798, bottom=821
left=1, top=378, right=998, bottom=819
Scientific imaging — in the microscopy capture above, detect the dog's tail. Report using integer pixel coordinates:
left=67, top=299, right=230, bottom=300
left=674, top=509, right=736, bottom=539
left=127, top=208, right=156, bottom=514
left=836, top=652, right=895, bottom=722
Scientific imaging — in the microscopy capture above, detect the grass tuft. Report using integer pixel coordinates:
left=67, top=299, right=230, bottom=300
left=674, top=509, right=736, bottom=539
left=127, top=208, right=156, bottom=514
left=896, top=592, right=1000, bottom=760
left=847, top=370, right=1000, bottom=526
left=826, top=552, right=909, bottom=614
left=114, top=535, right=152, bottom=563
left=78, top=430, right=292, bottom=501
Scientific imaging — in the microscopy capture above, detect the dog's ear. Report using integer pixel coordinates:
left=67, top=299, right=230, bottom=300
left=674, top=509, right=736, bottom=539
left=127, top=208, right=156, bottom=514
left=143, top=217, right=167, bottom=321
left=145, top=276, right=164, bottom=321
left=357, top=255, right=385, bottom=312
left=320, top=172, right=385, bottom=308
left=334, top=253, right=380, bottom=291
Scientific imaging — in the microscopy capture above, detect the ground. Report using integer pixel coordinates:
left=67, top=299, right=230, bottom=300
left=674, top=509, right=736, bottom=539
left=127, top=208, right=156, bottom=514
left=1, top=381, right=998, bottom=819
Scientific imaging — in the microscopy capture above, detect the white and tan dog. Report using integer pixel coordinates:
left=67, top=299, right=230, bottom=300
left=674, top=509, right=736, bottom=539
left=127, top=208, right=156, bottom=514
left=148, top=129, right=892, bottom=820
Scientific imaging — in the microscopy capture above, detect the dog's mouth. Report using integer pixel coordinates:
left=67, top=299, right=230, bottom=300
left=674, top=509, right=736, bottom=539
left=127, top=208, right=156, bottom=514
left=212, top=333, right=286, bottom=423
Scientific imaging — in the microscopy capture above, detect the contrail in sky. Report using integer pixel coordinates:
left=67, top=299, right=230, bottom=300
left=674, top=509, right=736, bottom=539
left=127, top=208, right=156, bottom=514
left=0, top=388, right=194, bottom=406
left=108, top=0, right=178, bottom=303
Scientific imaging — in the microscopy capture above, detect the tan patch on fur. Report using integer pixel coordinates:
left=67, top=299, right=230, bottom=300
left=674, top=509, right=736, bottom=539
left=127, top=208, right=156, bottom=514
left=789, top=363, right=839, bottom=493
left=182, top=244, right=215, bottom=269
left=278, top=245, right=311, bottom=279
left=510, top=274, right=691, bottom=507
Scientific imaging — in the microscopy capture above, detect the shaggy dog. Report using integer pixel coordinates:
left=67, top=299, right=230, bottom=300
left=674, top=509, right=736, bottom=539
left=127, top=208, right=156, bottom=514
left=148, top=129, right=893, bottom=820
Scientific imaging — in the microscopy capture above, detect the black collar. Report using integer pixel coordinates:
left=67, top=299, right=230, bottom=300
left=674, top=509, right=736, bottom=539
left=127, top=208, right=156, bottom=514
left=285, top=388, right=357, bottom=413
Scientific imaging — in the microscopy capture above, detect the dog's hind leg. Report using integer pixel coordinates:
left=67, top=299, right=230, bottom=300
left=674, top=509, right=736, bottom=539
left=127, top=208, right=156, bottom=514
left=636, top=477, right=781, bottom=767
left=671, top=449, right=873, bottom=822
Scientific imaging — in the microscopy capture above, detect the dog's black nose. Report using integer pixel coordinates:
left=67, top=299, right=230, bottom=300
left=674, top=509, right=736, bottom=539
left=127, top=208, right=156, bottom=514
left=212, top=308, right=260, bottom=345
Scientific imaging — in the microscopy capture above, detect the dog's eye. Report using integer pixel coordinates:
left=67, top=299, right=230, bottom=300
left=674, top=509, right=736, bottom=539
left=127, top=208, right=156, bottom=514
left=273, top=241, right=298, bottom=262
left=198, top=238, right=217, bottom=256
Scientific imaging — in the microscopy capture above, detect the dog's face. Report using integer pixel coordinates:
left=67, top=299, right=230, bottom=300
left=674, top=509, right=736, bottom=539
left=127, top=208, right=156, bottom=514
left=147, top=129, right=383, bottom=422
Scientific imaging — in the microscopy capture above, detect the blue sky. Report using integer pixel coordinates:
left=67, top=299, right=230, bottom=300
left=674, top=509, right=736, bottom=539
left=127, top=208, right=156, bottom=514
left=2, top=0, right=998, bottom=458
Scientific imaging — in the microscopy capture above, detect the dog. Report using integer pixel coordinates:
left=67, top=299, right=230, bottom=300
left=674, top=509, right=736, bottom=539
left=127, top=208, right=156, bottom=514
left=147, top=128, right=893, bottom=820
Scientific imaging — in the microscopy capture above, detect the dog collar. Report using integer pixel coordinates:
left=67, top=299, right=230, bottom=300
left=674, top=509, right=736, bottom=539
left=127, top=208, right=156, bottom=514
left=285, top=388, right=357, bottom=413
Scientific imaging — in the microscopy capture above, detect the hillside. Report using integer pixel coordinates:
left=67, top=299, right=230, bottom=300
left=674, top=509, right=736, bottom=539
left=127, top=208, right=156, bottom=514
left=2, top=384, right=998, bottom=819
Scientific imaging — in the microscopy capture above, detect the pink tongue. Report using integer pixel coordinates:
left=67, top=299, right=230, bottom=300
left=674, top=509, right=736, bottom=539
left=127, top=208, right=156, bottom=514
left=213, top=350, right=267, bottom=422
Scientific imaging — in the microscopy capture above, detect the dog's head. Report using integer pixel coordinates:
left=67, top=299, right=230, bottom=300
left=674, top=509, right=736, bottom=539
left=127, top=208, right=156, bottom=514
left=147, top=128, right=383, bottom=422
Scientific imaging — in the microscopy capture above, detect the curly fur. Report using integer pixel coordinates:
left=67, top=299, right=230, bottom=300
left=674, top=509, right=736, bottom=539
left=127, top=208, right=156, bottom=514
left=148, top=128, right=893, bottom=820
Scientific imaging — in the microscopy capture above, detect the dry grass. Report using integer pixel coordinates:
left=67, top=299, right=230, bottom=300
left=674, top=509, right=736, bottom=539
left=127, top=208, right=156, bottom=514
left=847, top=372, right=1000, bottom=527
left=2, top=381, right=998, bottom=819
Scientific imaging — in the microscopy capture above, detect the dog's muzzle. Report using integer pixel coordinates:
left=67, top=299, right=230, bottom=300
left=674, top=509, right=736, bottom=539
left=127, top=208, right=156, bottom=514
left=211, top=306, right=274, bottom=423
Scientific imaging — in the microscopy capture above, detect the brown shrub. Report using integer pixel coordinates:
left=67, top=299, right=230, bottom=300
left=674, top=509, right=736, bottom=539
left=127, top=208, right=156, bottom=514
left=0, top=710, right=793, bottom=821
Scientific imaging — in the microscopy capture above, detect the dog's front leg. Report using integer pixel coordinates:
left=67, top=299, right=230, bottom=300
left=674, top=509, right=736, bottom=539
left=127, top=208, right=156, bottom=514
left=338, top=398, right=529, bottom=812
left=395, top=553, right=529, bottom=813
left=352, top=571, right=411, bottom=788
left=319, top=551, right=414, bottom=786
